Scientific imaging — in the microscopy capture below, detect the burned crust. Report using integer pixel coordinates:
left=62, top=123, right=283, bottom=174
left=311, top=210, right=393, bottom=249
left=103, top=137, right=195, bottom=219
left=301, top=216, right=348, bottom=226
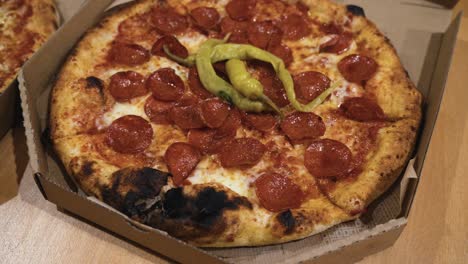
left=276, top=210, right=296, bottom=235
left=147, top=185, right=252, bottom=241
left=101, top=167, right=169, bottom=221
left=85, top=76, right=105, bottom=92
left=346, top=5, right=365, bottom=17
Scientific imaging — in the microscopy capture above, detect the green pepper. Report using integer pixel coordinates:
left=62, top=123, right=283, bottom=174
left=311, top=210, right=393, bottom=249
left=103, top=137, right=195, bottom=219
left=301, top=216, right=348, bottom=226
left=210, top=43, right=336, bottom=112
left=195, top=39, right=269, bottom=113
left=225, top=58, right=281, bottom=115
left=165, top=39, right=336, bottom=113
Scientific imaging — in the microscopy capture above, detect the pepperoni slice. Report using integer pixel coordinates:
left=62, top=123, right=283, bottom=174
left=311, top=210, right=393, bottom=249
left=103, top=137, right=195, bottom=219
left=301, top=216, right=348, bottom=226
left=108, top=71, right=148, bottom=102
left=187, top=129, right=231, bottom=154
left=241, top=112, right=278, bottom=132
left=338, top=54, right=378, bottom=83
left=215, top=108, right=242, bottom=139
left=340, top=97, right=385, bottom=122
left=213, top=61, right=230, bottom=80
left=319, top=32, right=353, bottom=55
left=293, top=71, right=331, bottom=104
left=108, top=42, right=150, bottom=66
left=258, top=65, right=290, bottom=107
left=168, top=105, right=205, bottom=129
left=279, top=14, right=310, bottom=40
left=320, top=23, right=342, bottom=35
left=255, top=173, right=305, bottom=212
left=106, top=115, right=153, bottom=154
left=213, top=62, right=227, bottom=74
left=190, top=7, right=220, bottom=30
left=200, top=98, right=230, bottom=128
left=118, top=14, right=158, bottom=42
left=304, top=139, right=352, bottom=178
left=147, top=68, right=184, bottom=101
left=188, top=128, right=234, bottom=155
left=280, top=112, right=326, bottom=142
left=164, top=142, right=201, bottom=186
left=187, top=129, right=216, bottom=154
left=151, top=7, right=188, bottom=34
left=247, top=21, right=282, bottom=49
left=218, top=138, right=266, bottom=168
left=220, top=16, right=248, bottom=44
left=226, top=0, right=256, bottom=21
left=188, top=67, right=213, bottom=99
left=177, top=93, right=200, bottom=107
left=267, top=42, right=293, bottom=67
left=144, top=96, right=175, bottom=124
left=151, top=35, right=188, bottom=59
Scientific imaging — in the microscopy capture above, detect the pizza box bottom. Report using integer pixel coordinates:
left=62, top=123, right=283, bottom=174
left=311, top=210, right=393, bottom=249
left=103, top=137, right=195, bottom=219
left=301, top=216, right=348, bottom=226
left=18, top=0, right=461, bottom=263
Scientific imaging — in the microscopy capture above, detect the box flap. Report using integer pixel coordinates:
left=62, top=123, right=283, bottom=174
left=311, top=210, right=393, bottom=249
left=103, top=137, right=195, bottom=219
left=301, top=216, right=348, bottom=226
left=401, top=12, right=462, bottom=217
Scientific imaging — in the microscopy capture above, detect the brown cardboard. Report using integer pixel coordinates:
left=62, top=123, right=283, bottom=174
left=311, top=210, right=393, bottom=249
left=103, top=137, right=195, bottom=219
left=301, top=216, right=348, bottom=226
left=0, top=82, right=18, bottom=139
left=18, top=0, right=461, bottom=263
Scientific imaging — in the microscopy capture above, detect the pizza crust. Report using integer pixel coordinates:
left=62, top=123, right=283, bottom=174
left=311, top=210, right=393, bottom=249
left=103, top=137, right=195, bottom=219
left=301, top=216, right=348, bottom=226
left=50, top=0, right=422, bottom=247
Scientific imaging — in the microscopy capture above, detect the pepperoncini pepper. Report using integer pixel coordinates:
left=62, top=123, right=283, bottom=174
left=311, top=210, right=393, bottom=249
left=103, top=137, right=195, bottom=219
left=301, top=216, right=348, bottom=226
left=210, top=43, right=339, bottom=112
left=195, top=39, right=269, bottom=112
left=225, top=59, right=281, bottom=115
left=164, top=39, right=338, bottom=113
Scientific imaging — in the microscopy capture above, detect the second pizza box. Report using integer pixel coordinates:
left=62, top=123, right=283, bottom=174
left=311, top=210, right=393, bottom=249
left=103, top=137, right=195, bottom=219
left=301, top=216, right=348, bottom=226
left=19, top=0, right=461, bottom=263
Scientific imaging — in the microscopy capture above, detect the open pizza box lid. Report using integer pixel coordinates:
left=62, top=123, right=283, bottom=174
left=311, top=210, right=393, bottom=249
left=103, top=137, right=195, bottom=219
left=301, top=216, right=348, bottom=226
left=18, top=0, right=461, bottom=263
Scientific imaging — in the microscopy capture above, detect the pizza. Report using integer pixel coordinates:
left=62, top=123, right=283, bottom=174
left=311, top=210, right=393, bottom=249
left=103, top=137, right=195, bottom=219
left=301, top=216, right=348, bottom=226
left=0, top=0, right=57, bottom=93
left=50, top=0, right=422, bottom=247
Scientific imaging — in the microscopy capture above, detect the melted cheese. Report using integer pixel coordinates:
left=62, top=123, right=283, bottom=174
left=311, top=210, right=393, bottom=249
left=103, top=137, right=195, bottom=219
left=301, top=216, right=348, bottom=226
left=97, top=96, right=148, bottom=129
left=330, top=80, right=364, bottom=106
left=189, top=158, right=255, bottom=197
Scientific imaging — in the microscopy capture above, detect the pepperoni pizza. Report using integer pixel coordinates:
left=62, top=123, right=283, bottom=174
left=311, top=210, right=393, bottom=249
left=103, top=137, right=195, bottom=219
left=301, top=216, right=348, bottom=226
left=0, top=0, right=57, bottom=93
left=50, top=0, right=422, bottom=247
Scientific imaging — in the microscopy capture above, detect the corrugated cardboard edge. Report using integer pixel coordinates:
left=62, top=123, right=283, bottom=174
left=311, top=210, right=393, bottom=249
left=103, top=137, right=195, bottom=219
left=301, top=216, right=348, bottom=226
left=302, top=218, right=407, bottom=264
left=18, top=71, right=43, bottom=173
left=400, top=12, right=463, bottom=218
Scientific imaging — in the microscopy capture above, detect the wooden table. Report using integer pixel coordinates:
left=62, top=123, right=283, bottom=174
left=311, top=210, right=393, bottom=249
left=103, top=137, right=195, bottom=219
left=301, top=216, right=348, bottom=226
left=1, top=4, right=467, bottom=264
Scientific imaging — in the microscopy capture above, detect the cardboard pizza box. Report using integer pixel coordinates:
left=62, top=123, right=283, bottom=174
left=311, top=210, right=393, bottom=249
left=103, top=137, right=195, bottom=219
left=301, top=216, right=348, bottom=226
left=18, top=0, right=461, bottom=263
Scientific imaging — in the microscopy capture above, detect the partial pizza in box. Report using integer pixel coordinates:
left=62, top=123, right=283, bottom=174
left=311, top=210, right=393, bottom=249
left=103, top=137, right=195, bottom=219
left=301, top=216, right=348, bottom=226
left=49, top=0, right=422, bottom=247
left=0, top=0, right=57, bottom=93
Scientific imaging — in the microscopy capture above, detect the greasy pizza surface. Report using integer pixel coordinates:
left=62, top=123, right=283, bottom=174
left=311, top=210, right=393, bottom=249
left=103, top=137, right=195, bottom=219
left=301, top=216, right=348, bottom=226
left=0, top=0, right=57, bottom=93
left=50, top=0, right=421, bottom=247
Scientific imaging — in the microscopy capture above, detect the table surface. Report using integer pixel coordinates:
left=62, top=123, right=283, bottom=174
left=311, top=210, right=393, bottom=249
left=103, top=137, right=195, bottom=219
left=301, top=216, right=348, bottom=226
left=1, top=3, right=468, bottom=264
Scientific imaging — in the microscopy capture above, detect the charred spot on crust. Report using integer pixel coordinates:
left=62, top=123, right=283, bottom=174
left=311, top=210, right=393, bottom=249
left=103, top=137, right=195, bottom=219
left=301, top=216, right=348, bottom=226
left=85, top=76, right=105, bottom=96
left=346, top=5, right=365, bottom=17
left=147, top=186, right=252, bottom=239
left=101, top=167, right=169, bottom=221
left=276, top=210, right=296, bottom=235
left=81, top=161, right=95, bottom=177
left=164, top=187, right=242, bottom=228
left=69, top=157, right=98, bottom=183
